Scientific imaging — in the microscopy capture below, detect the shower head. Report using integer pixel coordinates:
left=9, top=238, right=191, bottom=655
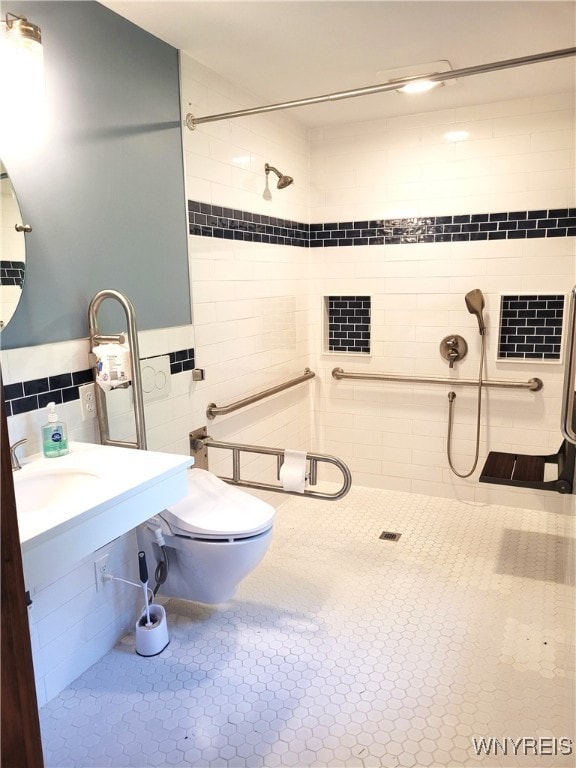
left=265, top=163, right=294, bottom=189
left=465, top=288, right=486, bottom=335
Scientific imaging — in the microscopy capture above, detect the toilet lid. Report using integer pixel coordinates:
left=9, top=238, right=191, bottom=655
left=160, top=468, right=275, bottom=537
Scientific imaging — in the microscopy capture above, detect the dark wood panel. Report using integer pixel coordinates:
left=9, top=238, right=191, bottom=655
left=512, top=455, right=545, bottom=483
left=1, top=372, right=44, bottom=768
left=480, top=451, right=516, bottom=480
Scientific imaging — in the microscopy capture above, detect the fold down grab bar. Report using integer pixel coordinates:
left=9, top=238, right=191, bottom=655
left=332, top=367, right=543, bottom=391
left=207, top=368, right=315, bottom=420
left=88, top=289, right=147, bottom=450
left=190, top=432, right=352, bottom=500
left=561, top=285, right=576, bottom=444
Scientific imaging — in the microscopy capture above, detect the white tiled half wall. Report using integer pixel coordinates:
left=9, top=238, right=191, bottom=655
left=2, top=325, right=198, bottom=707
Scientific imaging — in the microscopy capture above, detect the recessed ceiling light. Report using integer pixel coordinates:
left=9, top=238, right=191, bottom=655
left=398, top=79, right=443, bottom=94
left=377, top=59, right=454, bottom=95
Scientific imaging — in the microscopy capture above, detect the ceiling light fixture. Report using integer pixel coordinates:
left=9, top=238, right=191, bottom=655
left=396, top=78, right=444, bottom=94
left=388, top=60, right=452, bottom=94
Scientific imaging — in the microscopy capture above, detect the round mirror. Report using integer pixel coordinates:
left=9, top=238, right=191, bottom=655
left=1, top=159, right=28, bottom=330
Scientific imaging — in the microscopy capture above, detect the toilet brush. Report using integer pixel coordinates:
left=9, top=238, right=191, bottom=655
left=135, top=550, right=169, bottom=657
left=138, top=551, right=152, bottom=627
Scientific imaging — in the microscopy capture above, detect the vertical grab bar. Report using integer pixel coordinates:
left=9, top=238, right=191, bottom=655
left=88, top=289, right=147, bottom=450
left=561, top=285, right=576, bottom=444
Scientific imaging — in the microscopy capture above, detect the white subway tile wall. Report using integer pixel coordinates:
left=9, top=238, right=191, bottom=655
left=28, top=533, right=140, bottom=707
left=309, top=92, right=575, bottom=513
left=2, top=53, right=574, bottom=704
left=309, top=93, right=575, bottom=221
left=181, top=54, right=313, bottom=487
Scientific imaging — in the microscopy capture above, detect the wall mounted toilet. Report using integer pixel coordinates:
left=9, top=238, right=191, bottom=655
left=137, top=468, right=275, bottom=604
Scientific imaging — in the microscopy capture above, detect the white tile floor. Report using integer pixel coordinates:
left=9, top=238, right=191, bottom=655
left=40, top=486, right=575, bottom=768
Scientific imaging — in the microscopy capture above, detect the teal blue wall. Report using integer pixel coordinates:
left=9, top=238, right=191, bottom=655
left=1, top=1, right=191, bottom=349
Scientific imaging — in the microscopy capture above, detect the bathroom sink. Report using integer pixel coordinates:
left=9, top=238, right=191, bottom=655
left=14, top=467, right=102, bottom=515
left=16, top=441, right=193, bottom=590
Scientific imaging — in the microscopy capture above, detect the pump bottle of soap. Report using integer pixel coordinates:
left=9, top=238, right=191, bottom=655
left=42, top=402, right=69, bottom=458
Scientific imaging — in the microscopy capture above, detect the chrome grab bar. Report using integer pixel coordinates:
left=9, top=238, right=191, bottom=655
left=332, top=367, right=543, bottom=392
left=207, top=368, right=315, bottom=420
left=88, top=290, right=147, bottom=450
left=561, top=285, right=576, bottom=443
left=190, top=431, right=352, bottom=500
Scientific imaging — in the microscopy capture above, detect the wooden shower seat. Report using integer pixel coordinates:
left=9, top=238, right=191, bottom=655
left=479, top=439, right=575, bottom=494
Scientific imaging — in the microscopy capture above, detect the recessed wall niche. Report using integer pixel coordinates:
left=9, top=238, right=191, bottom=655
left=324, top=296, right=371, bottom=354
left=498, top=293, right=565, bottom=361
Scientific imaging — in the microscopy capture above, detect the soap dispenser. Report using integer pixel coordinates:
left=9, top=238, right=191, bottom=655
left=42, top=402, right=69, bottom=458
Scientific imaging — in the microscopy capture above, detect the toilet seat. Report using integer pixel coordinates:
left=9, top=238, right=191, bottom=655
left=160, top=468, right=275, bottom=539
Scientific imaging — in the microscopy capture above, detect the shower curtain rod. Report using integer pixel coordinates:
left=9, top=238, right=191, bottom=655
left=185, top=47, right=576, bottom=129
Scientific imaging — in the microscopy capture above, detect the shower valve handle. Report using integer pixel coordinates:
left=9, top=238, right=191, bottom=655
left=440, top=335, right=468, bottom=368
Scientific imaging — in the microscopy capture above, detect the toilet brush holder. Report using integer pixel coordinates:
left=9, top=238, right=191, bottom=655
left=135, top=604, right=169, bottom=657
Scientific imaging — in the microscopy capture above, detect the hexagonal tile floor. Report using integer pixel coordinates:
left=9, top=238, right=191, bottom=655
left=40, top=486, right=575, bottom=767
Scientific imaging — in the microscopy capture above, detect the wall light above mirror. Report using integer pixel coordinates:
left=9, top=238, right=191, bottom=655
left=0, top=13, right=45, bottom=152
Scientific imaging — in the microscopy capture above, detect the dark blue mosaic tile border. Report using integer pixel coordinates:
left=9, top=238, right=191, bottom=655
left=310, top=209, right=576, bottom=246
left=168, top=348, right=195, bottom=374
left=498, top=295, right=564, bottom=361
left=0, top=260, right=25, bottom=287
left=188, top=201, right=308, bottom=247
left=4, top=348, right=195, bottom=417
left=4, top=369, right=93, bottom=417
left=328, top=296, right=371, bottom=353
left=189, top=201, right=576, bottom=247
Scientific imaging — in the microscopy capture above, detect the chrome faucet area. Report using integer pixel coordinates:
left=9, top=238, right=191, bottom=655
left=10, top=437, right=27, bottom=471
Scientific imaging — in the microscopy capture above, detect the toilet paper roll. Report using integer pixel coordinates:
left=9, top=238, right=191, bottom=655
left=280, top=449, right=307, bottom=493
left=93, top=339, right=132, bottom=391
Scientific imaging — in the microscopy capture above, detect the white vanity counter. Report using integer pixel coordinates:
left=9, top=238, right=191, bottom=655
left=16, top=441, right=193, bottom=589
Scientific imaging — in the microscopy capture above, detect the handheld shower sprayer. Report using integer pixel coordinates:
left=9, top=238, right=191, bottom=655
left=446, top=288, right=487, bottom=479
left=265, top=163, right=294, bottom=189
left=465, top=288, right=486, bottom=335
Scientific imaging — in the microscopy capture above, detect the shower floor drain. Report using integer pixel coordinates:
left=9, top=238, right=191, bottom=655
left=379, top=531, right=402, bottom=541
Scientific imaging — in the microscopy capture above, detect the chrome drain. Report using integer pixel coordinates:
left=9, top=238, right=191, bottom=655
left=379, top=531, right=401, bottom=541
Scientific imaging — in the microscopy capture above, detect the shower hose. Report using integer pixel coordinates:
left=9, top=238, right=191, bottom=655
left=446, top=332, right=486, bottom=478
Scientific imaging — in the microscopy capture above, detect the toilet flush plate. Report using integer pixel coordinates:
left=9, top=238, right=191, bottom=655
left=140, top=355, right=171, bottom=403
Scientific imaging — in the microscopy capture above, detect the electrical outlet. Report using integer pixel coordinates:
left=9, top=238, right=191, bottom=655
left=80, top=383, right=96, bottom=421
left=94, top=554, right=109, bottom=591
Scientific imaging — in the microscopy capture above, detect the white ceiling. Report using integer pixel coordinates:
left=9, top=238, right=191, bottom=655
left=100, top=1, right=576, bottom=126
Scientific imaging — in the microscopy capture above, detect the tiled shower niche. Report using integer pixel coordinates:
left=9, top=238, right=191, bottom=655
left=325, top=296, right=371, bottom=354
left=498, top=293, right=565, bottom=361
